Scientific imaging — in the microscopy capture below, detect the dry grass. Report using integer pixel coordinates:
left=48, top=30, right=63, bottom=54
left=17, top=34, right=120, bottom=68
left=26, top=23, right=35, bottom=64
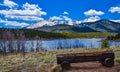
left=0, top=46, right=120, bottom=72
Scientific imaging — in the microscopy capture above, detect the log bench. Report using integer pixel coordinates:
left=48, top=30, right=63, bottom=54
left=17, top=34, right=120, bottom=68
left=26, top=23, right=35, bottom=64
left=57, top=51, right=115, bottom=70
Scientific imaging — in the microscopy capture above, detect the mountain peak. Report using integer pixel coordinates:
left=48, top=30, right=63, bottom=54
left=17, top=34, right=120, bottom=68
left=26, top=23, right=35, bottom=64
left=25, top=19, right=120, bottom=33
left=96, top=19, right=110, bottom=22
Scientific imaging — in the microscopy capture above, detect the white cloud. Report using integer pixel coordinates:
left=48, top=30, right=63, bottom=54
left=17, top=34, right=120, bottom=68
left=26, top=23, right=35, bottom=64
left=76, top=21, right=82, bottom=24
left=62, top=16, right=73, bottom=25
left=0, top=7, right=46, bottom=16
left=49, top=16, right=72, bottom=22
left=63, top=16, right=72, bottom=21
left=23, top=2, right=40, bottom=10
left=48, top=15, right=73, bottom=25
left=63, top=11, right=69, bottom=15
left=84, top=9, right=104, bottom=16
left=26, top=20, right=55, bottom=29
left=0, top=2, right=47, bottom=27
left=5, top=15, right=44, bottom=21
left=49, top=16, right=62, bottom=21
left=0, top=18, right=29, bottom=27
left=82, top=16, right=100, bottom=23
left=0, top=0, right=18, bottom=8
left=109, top=6, right=120, bottom=13
left=22, top=2, right=47, bottom=15
left=83, top=9, right=103, bottom=23
left=5, top=21, right=29, bottom=27
left=111, top=19, right=120, bottom=23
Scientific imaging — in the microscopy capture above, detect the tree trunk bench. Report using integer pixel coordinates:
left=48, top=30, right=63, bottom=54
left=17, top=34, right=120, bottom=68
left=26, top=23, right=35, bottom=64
left=57, top=51, right=115, bottom=70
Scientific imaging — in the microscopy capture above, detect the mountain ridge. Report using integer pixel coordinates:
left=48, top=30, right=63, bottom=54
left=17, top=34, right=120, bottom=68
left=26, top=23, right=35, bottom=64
left=25, top=19, right=120, bottom=33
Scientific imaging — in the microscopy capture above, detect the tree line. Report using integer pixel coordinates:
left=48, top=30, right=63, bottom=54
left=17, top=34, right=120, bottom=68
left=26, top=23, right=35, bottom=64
left=106, top=33, right=120, bottom=40
left=0, top=28, right=67, bottom=40
left=0, top=28, right=67, bottom=56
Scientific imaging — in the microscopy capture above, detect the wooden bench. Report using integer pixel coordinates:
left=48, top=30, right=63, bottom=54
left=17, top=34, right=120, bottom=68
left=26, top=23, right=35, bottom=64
left=57, top=51, right=115, bottom=70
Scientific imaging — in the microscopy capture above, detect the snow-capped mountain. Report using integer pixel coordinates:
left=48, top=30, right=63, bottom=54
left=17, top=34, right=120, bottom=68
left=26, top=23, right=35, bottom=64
left=25, top=20, right=56, bottom=29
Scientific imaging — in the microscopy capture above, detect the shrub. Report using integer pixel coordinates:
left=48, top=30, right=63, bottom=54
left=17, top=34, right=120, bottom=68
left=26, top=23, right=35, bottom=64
left=51, top=65, right=62, bottom=72
left=101, top=40, right=109, bottom=48
left=116, top=59, right=120, bottom=63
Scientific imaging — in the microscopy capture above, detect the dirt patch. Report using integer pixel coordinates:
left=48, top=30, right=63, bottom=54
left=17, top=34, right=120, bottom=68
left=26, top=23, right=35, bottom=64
left=64, top=62, right=120, bottom=72
left=11, top=62, right=120, bottom=72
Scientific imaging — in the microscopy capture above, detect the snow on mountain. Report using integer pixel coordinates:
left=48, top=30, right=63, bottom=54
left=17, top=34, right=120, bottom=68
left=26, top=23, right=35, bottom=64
left=26, top=20, right=55, bottom=29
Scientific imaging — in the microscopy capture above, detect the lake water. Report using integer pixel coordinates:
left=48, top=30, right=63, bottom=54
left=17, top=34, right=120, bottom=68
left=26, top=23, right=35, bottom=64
left=1, top=38, right=120, bottom=51
left=42, top=38, right=120, bottom=50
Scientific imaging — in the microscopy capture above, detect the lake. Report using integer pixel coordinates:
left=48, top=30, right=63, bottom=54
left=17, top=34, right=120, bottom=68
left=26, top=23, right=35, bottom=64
left=42, top=38, right=120, bottom=50
left=0, top=38, right=120, bottom=52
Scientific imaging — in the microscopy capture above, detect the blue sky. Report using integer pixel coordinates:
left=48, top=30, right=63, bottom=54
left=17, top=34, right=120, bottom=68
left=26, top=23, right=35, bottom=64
left=0, top=0, right=120, bottom=28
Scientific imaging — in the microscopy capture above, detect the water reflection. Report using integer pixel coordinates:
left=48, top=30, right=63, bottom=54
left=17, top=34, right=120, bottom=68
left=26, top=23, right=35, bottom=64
left=0, top=38, right=120, bottom=51
left=43, top=38, right=120, bottom=50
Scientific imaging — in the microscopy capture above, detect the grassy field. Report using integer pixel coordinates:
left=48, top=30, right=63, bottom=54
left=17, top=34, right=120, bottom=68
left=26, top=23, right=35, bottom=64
left=60, top=32, right=116, bottom=38
left=0, top=46, right=120, bottom=72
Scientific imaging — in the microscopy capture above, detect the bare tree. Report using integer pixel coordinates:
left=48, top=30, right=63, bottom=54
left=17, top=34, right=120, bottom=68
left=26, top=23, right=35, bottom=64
left=0, top=29, right=7, bottom=56
left=15, top=30, right=26, bottom=56
left=0, top=40, right=3, bottom=54
left=36, top=40, right=43, bottom=52
left=57, top=40, right=63, bottom=49
left=7, top=30, right=15, bottom=53
left=30, top=41, right=34, bottom=52
left=19, top=31, right=26, bottom=56
left=74, top=39, right=80, bottom=48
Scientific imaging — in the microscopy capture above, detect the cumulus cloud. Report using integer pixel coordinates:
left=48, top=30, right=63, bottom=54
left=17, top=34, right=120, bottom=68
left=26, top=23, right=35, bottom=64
left=75, top=21, right=82, bottom=24
left=5, top=15, right=44, bottom=21
left=82, top=16, right=100, bottom=23
left=63, top=11, right=69, bottom=15
left=5, top=21, right=29, bottom=27
left=84, top=9, right=104, bottom=16
left=26, top=20, right=55, bottom=29
left=0, top=18, right=29, bottom=27
left=23, top=2, right=40, bottom=10
left=49, top=16, right=72, bottom=21
left=22, top=2, right=47, bottom=16
left=0, top=1, right=47, bottom=27
left=49, top=16, right=62, bottom=21
left=109, top=6, right=120, bottom=13
left=111, top=19, right=120, bottom=23
left=49, top=15, right=73, bottom=25
left=0, top=2, right=47, bottom=16
left=63, top=16, right=72, bottom=21
left=0, top=9, right=46, bottom=16
left=0, top=0, right=18, bottom=8
left=83, top=9, right=104, bottom=23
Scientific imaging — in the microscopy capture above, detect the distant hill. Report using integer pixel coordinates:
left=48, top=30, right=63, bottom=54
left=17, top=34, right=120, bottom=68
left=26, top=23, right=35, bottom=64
left=79, top=19, right=120, bottom=33
left=25, top=19, right=120, bottom=33
left=35, top=24, right=97, bottom=33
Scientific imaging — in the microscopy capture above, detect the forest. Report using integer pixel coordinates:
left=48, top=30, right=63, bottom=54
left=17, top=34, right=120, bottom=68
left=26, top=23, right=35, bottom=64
left=106, top=33, right=120, bottom=41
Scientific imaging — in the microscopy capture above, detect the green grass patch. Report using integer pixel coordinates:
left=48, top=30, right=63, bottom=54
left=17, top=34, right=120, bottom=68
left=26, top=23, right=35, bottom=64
left=60, top=32, right=116, bottom=38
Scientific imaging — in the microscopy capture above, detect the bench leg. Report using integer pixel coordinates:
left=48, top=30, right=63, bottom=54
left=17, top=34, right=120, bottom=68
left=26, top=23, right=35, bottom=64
left=61, top=61, right=71, bottom=70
